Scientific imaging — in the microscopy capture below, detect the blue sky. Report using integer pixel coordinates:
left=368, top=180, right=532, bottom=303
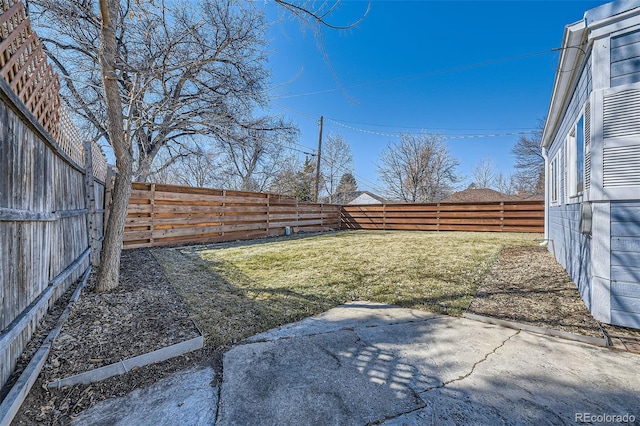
left=263, top=0, right=606, bottom=194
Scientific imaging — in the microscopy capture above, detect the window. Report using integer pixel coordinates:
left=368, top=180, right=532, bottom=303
left=566, top=114, right=585, bottom=198
left=576, top=116, right=584, bottom=194
left=550, top=156, right=558, bottom=204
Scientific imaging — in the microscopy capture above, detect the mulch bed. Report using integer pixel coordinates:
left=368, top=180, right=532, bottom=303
left=46, top=249, right=201, bottom=381
left=5, top=243, right=640, bottom=425
left=8, top=249, right=216, bottom=425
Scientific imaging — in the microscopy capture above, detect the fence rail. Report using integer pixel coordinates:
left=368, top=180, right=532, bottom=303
left=341, top=201, right=544, bottom=233
left=124, top=183, right=341, bottom=249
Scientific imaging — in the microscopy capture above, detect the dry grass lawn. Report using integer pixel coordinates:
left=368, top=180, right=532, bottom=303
left=153, top=230, right=541, bottom=348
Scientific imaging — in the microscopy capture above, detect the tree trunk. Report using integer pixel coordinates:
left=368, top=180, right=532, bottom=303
left=136, top=152, right=154, bottom=183
left=96, top=0, right=132, bottom=292
left=97, top=168, right=132, bottom=291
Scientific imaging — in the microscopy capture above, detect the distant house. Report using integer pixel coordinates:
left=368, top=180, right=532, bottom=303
left=541, top=1, right=640, bottom=328
left=332, top=191, right=386, bottom=205
left=441, top=187, right=516, bottom=203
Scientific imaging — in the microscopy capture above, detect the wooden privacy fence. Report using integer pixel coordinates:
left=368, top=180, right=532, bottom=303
left=0, top=0, right=108, bottom=392
left=124, top=183, right=341, bottom=249
left=341, top=201, right=544, bottom=233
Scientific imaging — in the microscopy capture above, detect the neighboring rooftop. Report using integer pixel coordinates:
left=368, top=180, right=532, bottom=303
left=441, top=188, right=517, bottom=203
left=331, top=191, right=387, bottom=205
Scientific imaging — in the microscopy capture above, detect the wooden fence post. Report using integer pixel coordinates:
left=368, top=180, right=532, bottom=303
left=266, top=194, right=270, bottom=235
left=83, top=139, right=99, bottom=266
left=149, top=183, right=156, bottom=246
left=221, top=190, right=226, bottom=238
left=382, top=204, right=386, bottom=230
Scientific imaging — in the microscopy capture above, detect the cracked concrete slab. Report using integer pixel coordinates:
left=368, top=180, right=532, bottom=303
left=220, top=302, right=640, bottom=425
left=71, top=367, right=217, bottom=426
left=352, top=316, right=518, bottom=392
left=67, top=303, right=640, bottom=425
left=217, top=329, right=425, bottom=425
left=383, top=331, right=640, bottom=425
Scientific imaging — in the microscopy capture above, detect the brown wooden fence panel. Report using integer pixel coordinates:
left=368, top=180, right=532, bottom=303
left=1, top=0, right=108, bottom=392
left=123, top=183, right=341, bottom=249
left=341, top=201, right=544, bottom=233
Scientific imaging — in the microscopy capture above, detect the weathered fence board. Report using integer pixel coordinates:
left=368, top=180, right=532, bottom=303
left=123, top=183, right=341, bottom=249
left=0, top=0, right=108, bottom=394
left=341, top=201, right=544, bottom=233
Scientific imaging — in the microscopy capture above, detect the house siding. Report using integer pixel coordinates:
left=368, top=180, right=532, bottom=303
left=545, top=2, right=640, bottom=330
left=611, top=29, right=640, bottom=87
left=610, top=201, right=640, bottom=328
left=548, top=204, right=591, bottom=307
left=547, top=58, right=592, bottom=194
left=546, top=57, right=593, bottom=308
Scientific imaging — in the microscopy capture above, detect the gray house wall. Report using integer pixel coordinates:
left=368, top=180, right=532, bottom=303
left=546, top=56, right=593, bottom=309
left=547, top=59, right=592, bottom=165
left=548, top=204, right=592, bottom=307
left=544, top=1, right=640, bottom=329
left=610, top=202, right=640, bottom=328
left=611, top=29, right=640, bottom=87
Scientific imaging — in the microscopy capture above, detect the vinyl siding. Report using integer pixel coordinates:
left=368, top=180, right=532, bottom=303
left=611, top=29, right=640, bottom=87
left=547, top=57, right=592, bottom=206
left=548, top=204, right=591, bottom=308
left=610, top=201, right=640, bottom=328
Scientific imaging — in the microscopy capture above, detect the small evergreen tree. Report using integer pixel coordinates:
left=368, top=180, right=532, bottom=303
left=336, top=173, right=358, bottom=195
left=295, top=157, right=317, bottom=202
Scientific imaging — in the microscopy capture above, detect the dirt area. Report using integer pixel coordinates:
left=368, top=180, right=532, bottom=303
left=467, top=246, right=603, bottom=336
left=5, top=238, right=640, bottom=425
left=9, top=250, right=217, bottom=425
left=466, top=245, right=640, bottom=351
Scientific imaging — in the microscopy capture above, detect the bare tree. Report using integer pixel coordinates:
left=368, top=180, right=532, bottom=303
left=377, top=133, right=460, bottom=203
left=91, top=0, right=130, bottom=291
left=28, top=0, right=279, bottom=182
left=214, top=118, right=299, bottom=191
left=269, top=156, right=318, bottom=202
left=32, top=0, right=368, bottom=292
left=274, top=0, right=370, bottom=29
left=472, top=158, right=498, bottom=188
left=512, top=123, right=544, bottom=196
left=494, top=172, right=517, bottom=195
left=270, top=165, right=299, bottom=197
left=27, top=0, right=287, bottom=292
left=156, top=145, right=221, bottom=188
left=321, top=134, right=353, bottom=203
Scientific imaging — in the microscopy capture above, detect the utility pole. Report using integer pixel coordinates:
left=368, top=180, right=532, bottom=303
left=314, top=115, right=323, bottom=203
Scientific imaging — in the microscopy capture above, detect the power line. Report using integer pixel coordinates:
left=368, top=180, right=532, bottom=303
left=270, top=102, right=538, bottom=140
left=326, top=119, right=536, bottom=140
left=274, top=47, right=564, bottom=99
left=205, top=122, right=317, bottom=157
left=271, top=101, right=318, bottom=121
left=324, top=117, right=537, bottom=132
